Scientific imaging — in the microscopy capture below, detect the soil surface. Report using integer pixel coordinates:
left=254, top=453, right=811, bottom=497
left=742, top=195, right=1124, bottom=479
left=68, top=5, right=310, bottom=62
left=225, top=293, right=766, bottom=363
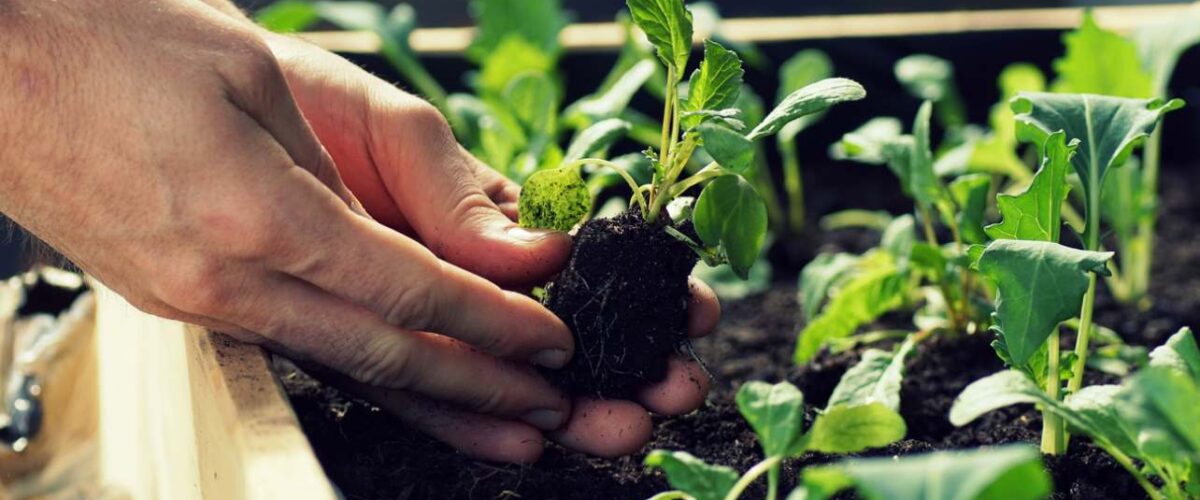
left=543, top=210, right=699, bottom=398
left=280, top=165, right=1200, bottom=500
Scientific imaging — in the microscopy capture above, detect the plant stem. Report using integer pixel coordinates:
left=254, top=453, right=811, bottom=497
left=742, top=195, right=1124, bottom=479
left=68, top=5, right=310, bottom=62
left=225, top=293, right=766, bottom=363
left=666, top=163, right=722, bottom=200
left=647, top=492, right=694, bottom=500
left=767, top=465, right=780, bottom=500
left=723, top=456, right=782, bottom=500
left=565, top=158, right=647, bottom=213
left=918, top=206, right=962, bottom=330
left=779, top=138, right=806, bottom=234
left=1041, top=328, right=1065, bottom=455
left=1068, top=273, right=1098, bottom=396
left=660, top=67, right=676, bottom=171
left=1132, top=126, right=1163, bottom=307
left=1108, top=448, right=1165, bottom=500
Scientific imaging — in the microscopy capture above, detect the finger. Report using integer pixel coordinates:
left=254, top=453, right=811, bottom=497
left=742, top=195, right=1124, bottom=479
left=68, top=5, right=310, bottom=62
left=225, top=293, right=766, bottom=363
left=367, top=107, right=571, bottom=286
left=550, top=398, right=652, bottom=458
left=215, top=273, right=570, bottom=426
left=346, top=385, right=546, bottom=464
left=637, top=358, right=711, bottom=416
left=688, top=277, right=721, bottom=339
left=268, top=180, right=573, bottom=365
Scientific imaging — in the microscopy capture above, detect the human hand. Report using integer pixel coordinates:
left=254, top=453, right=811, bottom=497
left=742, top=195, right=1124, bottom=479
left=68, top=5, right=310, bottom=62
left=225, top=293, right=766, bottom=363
left=263, top=33, right=720, bottom=462
left=0, top=0, right=576, bottom=450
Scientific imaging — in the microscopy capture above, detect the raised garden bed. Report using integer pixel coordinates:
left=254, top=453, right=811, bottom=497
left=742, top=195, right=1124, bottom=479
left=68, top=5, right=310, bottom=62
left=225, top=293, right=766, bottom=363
left=276, top=162, right=1200, bottom=500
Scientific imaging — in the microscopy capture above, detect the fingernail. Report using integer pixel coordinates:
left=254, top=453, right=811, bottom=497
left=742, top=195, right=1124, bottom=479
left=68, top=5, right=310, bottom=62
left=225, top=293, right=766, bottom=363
left=522, top=409, right=565, bottom=430
left=507, top=226, right=559, bottom=243
left=532, top=349, right=570, bottom=369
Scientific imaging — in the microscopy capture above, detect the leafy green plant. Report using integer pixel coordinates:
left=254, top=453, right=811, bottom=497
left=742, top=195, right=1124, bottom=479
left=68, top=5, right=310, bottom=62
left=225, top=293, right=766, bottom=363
left=952, top=327, right=1200, bottom=500
left=791, top=444, right=1052, bottom=500
left=647, top=376, right=906, bottom=500
left=518, top=0, right=865, bottom=277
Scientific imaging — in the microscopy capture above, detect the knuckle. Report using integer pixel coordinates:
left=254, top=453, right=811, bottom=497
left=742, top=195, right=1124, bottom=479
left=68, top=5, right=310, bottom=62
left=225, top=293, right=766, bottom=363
left=346, top=336, right=417, bottom=388
left=382, top=278, right=442, bottom=331
left=162, top=260, right=231, bottom=316
left=464, top=384, right=509, bottom=414
left=193, top=195, right=287, bottom=261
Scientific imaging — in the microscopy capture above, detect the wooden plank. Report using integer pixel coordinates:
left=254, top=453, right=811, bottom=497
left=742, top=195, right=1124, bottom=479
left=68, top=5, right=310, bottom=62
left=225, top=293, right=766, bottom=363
left=295, top=3, right=1190, bottom=55
left=94, top=285, right=335, bottom=500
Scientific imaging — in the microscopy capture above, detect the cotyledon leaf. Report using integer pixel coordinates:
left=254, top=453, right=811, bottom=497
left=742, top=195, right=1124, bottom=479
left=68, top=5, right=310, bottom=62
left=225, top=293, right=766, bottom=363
left=644, top=450, right=738, bottom=500
left=986, top=131, right=1078, bottom=242
left=563, top=119, right=632, bottom=163
left=826, top=335, right=918, bottom=411
left=693, top=176, right=768, bottom=279
left=977, top=239, right=1113, bottom=366
left=736, top=381, right=805, bottom=457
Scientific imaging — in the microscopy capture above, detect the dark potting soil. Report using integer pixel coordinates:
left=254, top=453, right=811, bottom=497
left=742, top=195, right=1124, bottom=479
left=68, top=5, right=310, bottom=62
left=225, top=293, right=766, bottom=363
left=542, top=209, right=699, bottom=398
left=279, top=166, right=1200, bottom=500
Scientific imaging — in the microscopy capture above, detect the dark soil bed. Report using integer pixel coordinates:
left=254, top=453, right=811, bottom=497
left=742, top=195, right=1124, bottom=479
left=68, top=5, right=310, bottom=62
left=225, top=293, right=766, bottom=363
left=279, top=165, right=1200, bottom=500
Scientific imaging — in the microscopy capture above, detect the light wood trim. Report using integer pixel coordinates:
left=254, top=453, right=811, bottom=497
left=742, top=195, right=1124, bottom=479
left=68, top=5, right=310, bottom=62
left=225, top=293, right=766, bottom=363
left=296, top=3, right=1190, bottom=55
left=94, top=285, right=335, bottom=500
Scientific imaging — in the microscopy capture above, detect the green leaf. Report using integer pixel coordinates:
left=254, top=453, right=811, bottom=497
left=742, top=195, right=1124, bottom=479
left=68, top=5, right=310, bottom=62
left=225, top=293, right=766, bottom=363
left=312, top=1, right=385, bottom=31
left=749, top=78, right=866, bottom=141
left=735, top=381, right=806, bottom=457
left=800, top=445, right=1050, bottom=500
left=504, top=72, right=559, bottom=136
left=698, top=123, right=755, bottom=174
left=1115, top=368, right=1200, bottom=466
left=949, top=174, right=991, bottom=245
left=968, top=63, right=1046, bottom=179
left=565, top=59, right=656, bottom=128
left=518, top=167, right=591, bottom=231
left=1012, top=92, right=1183, bottom=246
left=693, top=176, right=768, bottom=279
left=806, top=403, right=906, bottom=454
left=909, top=100, right=948, bottom=212
left=467, top=0, right=567, bottom=63
left=1134, top=5, right=1200, bottom=94
left=950, top=370, right=1141, bottom=459
left=777, top=50, right=835, bottom=142
left=977, top=239, right=1113, bottom=366
left=894, top=54, right=955, bottom=102
left=1100, top=155, right=1142, bottom=246
left=830, top=118, right=903, bottom=165
left=564, top=119, right=631, bottom=163
left=986, top=131, right=1077, bottom=242
left=255, top=0, right=319, bottom=33
left=881, top=215, right=916, bottom=265
left=682, top=40, right=744, bottom=129
left=795, top=252, right=907, bottom=363
left=798, top=253, right=861, bottom=322
left=478, top=36, right=555, bottom=96
left=644, top=450, right=738, bottom=500
left=1149, top=327, right=1200, bottom=382
left=1052, top=11, right=1152, bottom=98
left=626, top=0, right=693, bottom=73
left=827, top=336, right=918, bottom=411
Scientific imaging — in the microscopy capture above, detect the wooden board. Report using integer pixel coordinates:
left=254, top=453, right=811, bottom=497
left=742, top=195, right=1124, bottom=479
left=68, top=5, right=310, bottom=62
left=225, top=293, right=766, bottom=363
left=297, top=3, right=1192, bottom=55
left=93, top=285, right=335, bottom=500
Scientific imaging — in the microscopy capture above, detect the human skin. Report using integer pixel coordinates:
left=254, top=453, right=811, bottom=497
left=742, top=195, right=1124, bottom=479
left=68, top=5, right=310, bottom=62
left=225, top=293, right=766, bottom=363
left=0, top=0, right=717, bottom=463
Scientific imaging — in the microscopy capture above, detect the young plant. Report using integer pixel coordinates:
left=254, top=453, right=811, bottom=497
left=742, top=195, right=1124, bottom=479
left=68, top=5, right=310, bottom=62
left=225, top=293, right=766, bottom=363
left=952, top=327, right=1200, bottom=500
left=791, top=444, right=1052, bottom=500
left=798, top=100, right=991, bottom=363
left=774, top=49, right=834, bottom=233
left=515, top=0, right=863, bottom=397
left=646, top=376, right=906, bottom=500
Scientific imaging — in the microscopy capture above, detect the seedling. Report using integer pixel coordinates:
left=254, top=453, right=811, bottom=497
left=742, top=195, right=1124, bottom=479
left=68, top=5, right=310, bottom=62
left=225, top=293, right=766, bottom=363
left=516, top=0, right=864, bottom=396
left=646, top=374, right=907, bottom=500
left=952, top=327, right=1200, bottom=500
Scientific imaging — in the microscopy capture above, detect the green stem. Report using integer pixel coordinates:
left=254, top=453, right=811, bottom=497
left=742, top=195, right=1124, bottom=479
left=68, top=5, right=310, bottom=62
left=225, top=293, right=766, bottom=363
left=1068, top=273, right=1099, bottom=395
left=1042, top=328, right=1065, bottom=455
left=1133, top=126, right=1162, bottom=307
left=1108, top=448, right=1164, bottom=500
left=659, top=67, right=676, bottom=171
left=723, top=456, right=782, bottom=500
left=565, top=159, right=647, bottom=213
left=780, top=138, right=806, bottom=234
left=666, top=163, right=722, bottom=200
left=767, top=465, right=780, bottom=500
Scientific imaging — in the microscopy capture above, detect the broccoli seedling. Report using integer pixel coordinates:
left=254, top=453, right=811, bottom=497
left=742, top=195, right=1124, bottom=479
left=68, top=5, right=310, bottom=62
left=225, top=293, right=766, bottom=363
left=518, top=0, right=865, bottom=278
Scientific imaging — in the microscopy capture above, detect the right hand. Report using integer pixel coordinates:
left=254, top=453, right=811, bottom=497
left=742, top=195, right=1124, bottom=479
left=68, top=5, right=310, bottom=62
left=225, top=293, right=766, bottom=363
left=0, top=0, right=576, bottom=446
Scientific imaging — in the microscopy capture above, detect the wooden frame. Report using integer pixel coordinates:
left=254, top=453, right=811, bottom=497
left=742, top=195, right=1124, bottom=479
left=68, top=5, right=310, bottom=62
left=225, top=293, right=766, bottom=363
left=296, top=3, right=1192, bottom=55
left=92, top=285, right=335, bottom=500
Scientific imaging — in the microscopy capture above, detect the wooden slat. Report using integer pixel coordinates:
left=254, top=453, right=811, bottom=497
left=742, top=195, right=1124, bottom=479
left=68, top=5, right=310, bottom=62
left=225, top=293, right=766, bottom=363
left=94, top=285, right=335, bottom=500
left=296, top=3, right=1191, bottom=55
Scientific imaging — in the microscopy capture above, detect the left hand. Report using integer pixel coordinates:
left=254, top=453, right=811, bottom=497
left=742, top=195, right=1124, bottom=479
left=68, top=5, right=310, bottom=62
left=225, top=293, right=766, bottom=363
left=264, top=33, right=718, bottom=463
